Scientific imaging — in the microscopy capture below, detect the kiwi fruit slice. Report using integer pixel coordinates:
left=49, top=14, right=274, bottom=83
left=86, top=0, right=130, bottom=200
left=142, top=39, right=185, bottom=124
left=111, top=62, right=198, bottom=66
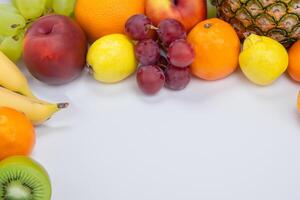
left=0, top=156, right=51, bottom=200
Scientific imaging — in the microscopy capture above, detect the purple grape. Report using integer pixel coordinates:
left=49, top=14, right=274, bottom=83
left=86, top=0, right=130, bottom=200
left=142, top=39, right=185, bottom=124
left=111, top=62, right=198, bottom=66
left=136, top=65, right=165, bottom=95
left=168, top=39, right=195, bottom=68
left=135, top=39, right=160, bottom=65
left=125, top=14, right=154, bottom=40
left=157, top=19, right=186, bottom=47
left=165, top=65, right=190, bottom=90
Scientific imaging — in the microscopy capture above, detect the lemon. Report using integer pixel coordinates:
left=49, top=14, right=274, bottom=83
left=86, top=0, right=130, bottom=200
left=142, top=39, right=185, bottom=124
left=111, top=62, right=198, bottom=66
left=87, top=34, right=137, bottom=83
left=239, top=34, right=288, bottom=86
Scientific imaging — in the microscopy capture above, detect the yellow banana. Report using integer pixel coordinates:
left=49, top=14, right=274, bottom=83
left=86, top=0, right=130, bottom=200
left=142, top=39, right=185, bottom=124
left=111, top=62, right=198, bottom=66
left=0, top=87, right=68, bottom=125
left=0, top=50, right=35, bottom=97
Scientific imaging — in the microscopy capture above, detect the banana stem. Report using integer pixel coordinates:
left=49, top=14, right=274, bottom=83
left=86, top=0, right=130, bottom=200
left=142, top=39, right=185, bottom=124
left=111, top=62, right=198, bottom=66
left=57, top=103, right=69, bottom=109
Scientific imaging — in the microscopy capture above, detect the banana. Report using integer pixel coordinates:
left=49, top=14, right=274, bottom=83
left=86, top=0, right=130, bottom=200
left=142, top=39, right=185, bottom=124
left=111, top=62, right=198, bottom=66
left=0, top=50, right=35, bottom=97
left=0, top=86, right=68, bottom=125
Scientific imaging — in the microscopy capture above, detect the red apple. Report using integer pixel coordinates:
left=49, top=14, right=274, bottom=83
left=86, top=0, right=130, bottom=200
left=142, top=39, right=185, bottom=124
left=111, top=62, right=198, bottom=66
left=23, top=14, right=87, bottom=85
left=146, top=0, right=207, bottom=31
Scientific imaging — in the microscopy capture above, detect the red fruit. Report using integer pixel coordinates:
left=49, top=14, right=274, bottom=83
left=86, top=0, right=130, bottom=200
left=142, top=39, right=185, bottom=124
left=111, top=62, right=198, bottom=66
left=168, top=39, right=195, bottom=68
left=157, top=19, right=186, bottom=47
left=146, top=0, right=207, bottom=31
left=136, top=65, right=165, bottom=95
left=135, top=39, right=160, bottom=65
left=23, top=14, right=87, bottom=85
left=165, top=65, right=190, bottom=90
left=125, top=14, right=155, bottom=40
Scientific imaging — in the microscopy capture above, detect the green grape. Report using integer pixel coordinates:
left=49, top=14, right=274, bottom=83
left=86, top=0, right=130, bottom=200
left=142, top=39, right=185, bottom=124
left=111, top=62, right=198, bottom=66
left=46, top=0, right=53, bottom=8
left=14, top=0, right=46, bottom=20
left=0, top=32, right=24, bottom=62
left=11, top=0, right=17, bottom=7
left=0, top=3, right=19, bottom=13
left=52, top=0, right=76, bottom=16
left=0, top=11, right=25, bottom=36
left=0, top=35, right=4, bottom=43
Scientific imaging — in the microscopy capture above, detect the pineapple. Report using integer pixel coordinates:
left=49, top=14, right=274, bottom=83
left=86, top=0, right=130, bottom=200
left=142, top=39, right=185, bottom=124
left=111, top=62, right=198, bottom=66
left=213, top=0, right=300, bottom=47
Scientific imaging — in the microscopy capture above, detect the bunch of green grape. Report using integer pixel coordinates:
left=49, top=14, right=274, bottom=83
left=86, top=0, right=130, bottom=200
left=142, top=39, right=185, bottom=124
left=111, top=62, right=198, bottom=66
left=0, top=0, right=76, bottom=62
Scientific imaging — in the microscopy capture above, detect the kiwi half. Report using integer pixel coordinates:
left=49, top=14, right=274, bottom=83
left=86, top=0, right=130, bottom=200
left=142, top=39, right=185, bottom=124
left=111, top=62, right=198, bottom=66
left=0, top=156, right=51, bottom=200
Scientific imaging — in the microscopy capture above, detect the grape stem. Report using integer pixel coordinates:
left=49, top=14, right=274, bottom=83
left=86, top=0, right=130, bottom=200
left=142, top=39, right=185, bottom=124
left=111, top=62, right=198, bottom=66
left=44, top=8, right=54, bottom=15
left=158, top=63, right=168, bottom=70
left=148, top=25, right=158, bottom=30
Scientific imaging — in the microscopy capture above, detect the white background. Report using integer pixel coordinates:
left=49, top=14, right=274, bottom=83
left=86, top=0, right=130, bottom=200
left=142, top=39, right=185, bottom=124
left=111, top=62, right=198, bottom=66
left=2, top=0, right=300, bottom=199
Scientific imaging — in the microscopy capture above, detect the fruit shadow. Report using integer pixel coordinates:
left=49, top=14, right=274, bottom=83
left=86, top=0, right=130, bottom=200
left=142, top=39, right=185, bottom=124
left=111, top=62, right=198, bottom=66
left=288, top=108, right=300, bottom=128
left=85, top=74, right=138, bottom=96
left=296, top=112, right=300, bottom=126
left=235, top=69, right=298, bottom=100
left=134, top=67, right=254, bottom=104
left=34, top=101, right=79, bottom=136
left=235, top=70, right=300, bottom=127
left=34, top=71, right=87, bottom=95
left=162, top=69, right=251, bottom=104
left=284, top=72, right=300, bottom=86
left=34, top=124, right=71, bottom=141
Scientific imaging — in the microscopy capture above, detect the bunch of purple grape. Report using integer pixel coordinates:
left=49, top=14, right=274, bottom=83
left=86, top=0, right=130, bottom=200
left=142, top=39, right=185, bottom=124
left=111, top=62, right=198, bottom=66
left=125, top=14, right=195, bottom=95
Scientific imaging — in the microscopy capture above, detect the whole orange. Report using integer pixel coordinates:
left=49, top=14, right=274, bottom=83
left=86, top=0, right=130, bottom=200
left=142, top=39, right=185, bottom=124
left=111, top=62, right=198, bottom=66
left=75, top=0, right=145, bottom=41
left=187, top=18, right=240, bottom=80
left=0, top=107, right=35, bottom=160
left=288, top=40, right=300, bottom=82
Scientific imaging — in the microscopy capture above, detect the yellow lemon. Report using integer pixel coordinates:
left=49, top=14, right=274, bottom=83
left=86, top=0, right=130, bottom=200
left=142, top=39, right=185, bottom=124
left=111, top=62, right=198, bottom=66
left=87, top=34, right=137, bottom=83
left=239, top=34, right=288, bottom=86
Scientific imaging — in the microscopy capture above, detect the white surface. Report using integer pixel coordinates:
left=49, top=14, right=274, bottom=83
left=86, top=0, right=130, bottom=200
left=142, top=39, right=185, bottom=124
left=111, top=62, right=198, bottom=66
left=2, top=0, right=300, bottom=199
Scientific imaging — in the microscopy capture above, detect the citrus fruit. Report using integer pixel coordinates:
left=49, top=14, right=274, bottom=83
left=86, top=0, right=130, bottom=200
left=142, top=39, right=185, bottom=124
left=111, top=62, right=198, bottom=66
left=87, top=34, right=137, bottom=83
left=0, top=107, right=35, bottom=160
left=239, top=34, right=288, bottom=86
left=75, top=0, right=145, bottom=41
left=288, top=40, right=300, bottom=82
left=187, top=18, right=240, bottom=80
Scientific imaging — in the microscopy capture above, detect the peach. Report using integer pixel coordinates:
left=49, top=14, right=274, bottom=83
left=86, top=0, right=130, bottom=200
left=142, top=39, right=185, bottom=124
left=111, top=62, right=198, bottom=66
left=145, top=0, right=207, bottom=31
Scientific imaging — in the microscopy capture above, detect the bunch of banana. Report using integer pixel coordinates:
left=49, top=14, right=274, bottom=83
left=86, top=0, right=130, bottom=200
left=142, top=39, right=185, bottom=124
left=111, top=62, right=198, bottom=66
left=0, top=50, right=68, bottom=125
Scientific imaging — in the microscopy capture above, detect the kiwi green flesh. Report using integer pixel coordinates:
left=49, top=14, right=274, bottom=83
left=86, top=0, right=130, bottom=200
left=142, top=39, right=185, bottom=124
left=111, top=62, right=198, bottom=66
left=0, top=156, right=51, bottom=200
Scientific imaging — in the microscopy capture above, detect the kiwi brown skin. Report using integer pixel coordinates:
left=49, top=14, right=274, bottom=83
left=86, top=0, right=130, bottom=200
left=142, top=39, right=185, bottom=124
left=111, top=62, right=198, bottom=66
left=0, top=156, right=51, bottom=200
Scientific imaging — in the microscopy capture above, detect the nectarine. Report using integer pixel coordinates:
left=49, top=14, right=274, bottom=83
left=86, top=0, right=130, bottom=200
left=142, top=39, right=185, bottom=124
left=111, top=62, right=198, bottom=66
left=23, top=15, right=87, bottom=85
left=146, top=0, right=207, bottom=31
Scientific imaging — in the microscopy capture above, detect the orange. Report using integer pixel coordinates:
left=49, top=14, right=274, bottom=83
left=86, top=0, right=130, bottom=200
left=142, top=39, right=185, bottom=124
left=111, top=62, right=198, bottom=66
left=75, top=0, right=145, bottom=41
left=187, top=18, right=240, bottom=80
left=0, top=107, right=35, bottom=160
left=288, top=40, right=300, bottom=82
